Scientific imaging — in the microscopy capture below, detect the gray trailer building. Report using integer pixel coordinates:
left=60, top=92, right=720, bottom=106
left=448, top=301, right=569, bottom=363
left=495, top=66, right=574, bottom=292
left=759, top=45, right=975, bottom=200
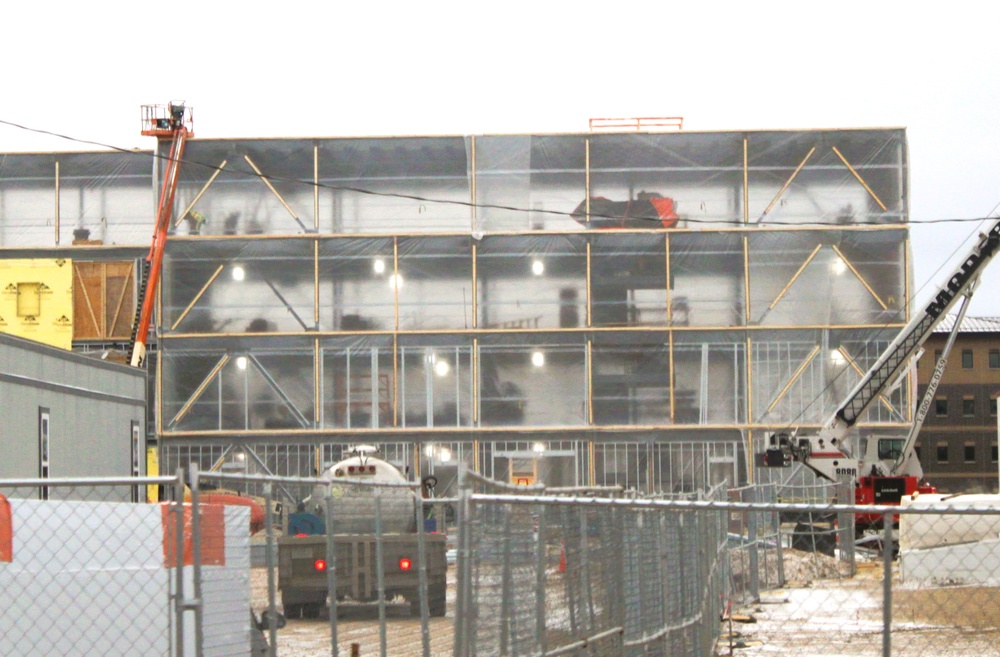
left=0, top=332, right=146, bottom=499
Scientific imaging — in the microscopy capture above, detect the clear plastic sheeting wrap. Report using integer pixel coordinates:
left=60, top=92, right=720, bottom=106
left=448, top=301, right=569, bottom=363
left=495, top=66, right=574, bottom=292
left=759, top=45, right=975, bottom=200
left=473, top=135, right=585, bottom=232
left=397, top=236, right=474, bottom=330
left=748, top=228, right=906, bottom=326
left=173, top=137, right=472, bottom=235
left=397, top=336, right=474, bottom=429
left=590, top=334, right=671, bottom=425
left=163, top=239, right=316, bottom=334
left=319, top=335, right=395, bottom=430
left=0, top=150, right=153, bottom=247
left=749, top=326, right=910, bottom=427
left=672, top=330, right=747, bottom=425
left=747, top=130, right=907, bottom=226
left=478, top=332, right=588, bottom=428
left=590, top=132, right=744, bottom=229
left=160, top=336, right=314, bottom=433
left=591, top=233, right=668, bottom=327
left=670, top=231, right=745, bottom=327
left=477, top=234, right=587, bottom=330
left=171, top=139, right=318, bottom=236
left=0, top=127, right=916, bottom=494
left=318, top=236, right=396, bottom=331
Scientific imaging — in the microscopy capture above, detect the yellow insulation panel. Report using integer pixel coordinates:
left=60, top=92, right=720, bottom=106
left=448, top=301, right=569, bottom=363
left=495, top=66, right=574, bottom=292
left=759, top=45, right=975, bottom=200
left=0, top=258, right=74, bottom=350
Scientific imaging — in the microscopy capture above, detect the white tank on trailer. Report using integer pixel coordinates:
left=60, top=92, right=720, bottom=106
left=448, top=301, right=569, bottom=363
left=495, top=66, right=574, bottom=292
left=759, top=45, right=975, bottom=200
left=310, top=446, right=417, bottom=535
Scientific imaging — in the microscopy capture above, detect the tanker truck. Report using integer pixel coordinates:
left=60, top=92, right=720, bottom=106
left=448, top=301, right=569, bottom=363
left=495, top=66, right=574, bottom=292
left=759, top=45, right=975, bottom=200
left=277, top=447, right=447, bottom=618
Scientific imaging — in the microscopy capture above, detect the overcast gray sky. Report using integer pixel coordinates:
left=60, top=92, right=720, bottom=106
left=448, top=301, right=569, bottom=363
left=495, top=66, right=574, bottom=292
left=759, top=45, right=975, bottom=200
left=4, top=1, right=1000, bottom=317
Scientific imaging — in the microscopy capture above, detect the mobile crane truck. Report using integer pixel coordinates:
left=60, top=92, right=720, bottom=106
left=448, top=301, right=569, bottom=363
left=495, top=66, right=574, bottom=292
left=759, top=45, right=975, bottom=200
left=763, top=217, right=1000, bottom=547
left=277, top=447, right=448, bottom=618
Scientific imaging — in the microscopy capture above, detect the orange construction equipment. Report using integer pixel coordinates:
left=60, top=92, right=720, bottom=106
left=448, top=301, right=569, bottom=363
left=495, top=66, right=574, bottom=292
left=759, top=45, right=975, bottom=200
left=129, top=102, right=192, bottom=367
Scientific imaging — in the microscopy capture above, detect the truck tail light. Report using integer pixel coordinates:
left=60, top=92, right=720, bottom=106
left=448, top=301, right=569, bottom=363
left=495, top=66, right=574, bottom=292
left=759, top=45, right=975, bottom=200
left=314, top=559, right=327, bottom=571
left=398, top=557, right=412, bottom=571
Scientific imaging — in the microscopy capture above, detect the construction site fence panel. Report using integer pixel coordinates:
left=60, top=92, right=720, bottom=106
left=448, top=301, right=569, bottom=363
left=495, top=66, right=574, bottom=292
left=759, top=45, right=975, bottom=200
left=4, top=472, right=1000, bottom=657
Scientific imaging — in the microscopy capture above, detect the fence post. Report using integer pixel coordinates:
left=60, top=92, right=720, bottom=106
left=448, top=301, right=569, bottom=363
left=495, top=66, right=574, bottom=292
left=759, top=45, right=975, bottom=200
left=374, top=487, right=388, bottom=657
left=747, top=486, right=760, bottom=602
left=612, top=506, right=626, bottom=654
left=882, top=511, right=893, bottom=657
left=773, top=486, right=785, bottom=587
left=535, top=503, right=547, bottom=655
left=324, top=485, right=339, bottom=657
left=415, top=492, right=431, bottom=657
left=173, top=468, right=186, bottom=657
left=579, top=507, right=596, bottom=635
left=838, top=479, right=856, bottom=576
left=189, top=464, right=205, bottom=657
left=455, top=468, right=476, bottom=657
left=263, top=483, right=278, bottom=657
left=561, top=505, right=578, bottom=638
left=499, top=503, right=513, bottom=656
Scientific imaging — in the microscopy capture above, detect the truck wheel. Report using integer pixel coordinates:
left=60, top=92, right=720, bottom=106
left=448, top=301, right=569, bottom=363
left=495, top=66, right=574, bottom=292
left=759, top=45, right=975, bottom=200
left=428, top=581, right=447, bottom=617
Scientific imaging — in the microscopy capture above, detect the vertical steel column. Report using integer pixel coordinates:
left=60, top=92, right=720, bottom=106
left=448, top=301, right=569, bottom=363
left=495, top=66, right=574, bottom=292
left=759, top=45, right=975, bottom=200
left=587, top=341, right=593, bottom=425
left=470, top=136, right=477, bottom=232
left=54, top=161, right=60, bottom=245
left=314, top=144, right=319, bottom=231
left=264, top=484, right=278, bottom=657
left=585, top=137, right=591, bottom=224
left=743, top=137, right=749, bottom=224
left=315, top=338, right=322, bottom=429
left=586, top=242, right=592, bottom=328
left=472, top=243, right=478, bottom=328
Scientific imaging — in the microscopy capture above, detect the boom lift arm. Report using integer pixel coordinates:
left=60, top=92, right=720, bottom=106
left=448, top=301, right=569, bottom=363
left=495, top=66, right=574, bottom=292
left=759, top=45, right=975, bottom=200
left=765, top=218, right=1000, bottom=484
left=128, top=102, right=192, bottom=368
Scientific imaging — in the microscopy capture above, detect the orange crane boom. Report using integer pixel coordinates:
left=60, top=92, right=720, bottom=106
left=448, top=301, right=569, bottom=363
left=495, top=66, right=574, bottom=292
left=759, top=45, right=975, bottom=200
left=128, top=102, right=192, bottom=367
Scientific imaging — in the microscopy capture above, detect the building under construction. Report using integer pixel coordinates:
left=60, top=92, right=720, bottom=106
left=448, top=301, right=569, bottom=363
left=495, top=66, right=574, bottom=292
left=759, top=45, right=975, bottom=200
left=0, top=118, right=915, bottom=494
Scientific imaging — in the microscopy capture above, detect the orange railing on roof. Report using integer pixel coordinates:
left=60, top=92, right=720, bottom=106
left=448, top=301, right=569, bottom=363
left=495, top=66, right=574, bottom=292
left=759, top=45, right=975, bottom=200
left=589, top=117, right=684, bottom=132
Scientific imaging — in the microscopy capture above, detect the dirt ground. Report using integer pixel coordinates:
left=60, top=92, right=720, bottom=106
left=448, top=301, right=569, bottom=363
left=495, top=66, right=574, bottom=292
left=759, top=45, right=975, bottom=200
left=251, top=567, right=456, bottom=657
left=727, top=560, right=1000, bottom=657
left=250, top=556, right=1000, bottom=657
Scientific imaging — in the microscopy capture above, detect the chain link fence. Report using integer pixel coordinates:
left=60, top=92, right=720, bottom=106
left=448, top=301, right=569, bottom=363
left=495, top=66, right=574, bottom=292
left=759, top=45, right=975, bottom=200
left=3, top=471, right=1000, bottom=656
